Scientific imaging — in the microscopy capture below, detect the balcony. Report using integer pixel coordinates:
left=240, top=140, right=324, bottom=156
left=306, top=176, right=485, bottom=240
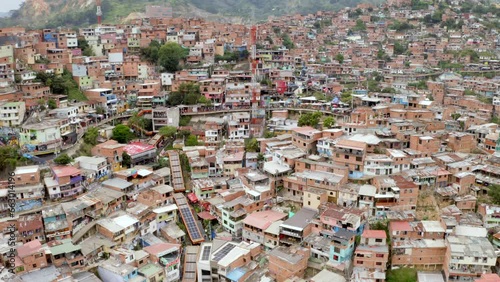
left=448, top=264, right=492, bottom=275
left=280, top=229, right=302, bottom=238
left=69, top=175, right=83, bottom=185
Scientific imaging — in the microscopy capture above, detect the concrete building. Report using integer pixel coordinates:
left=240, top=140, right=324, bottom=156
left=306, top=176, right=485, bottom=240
left=242, top=210, right=287, bottom=246
left=268, top=246, right=310, bottom=282
left=291, top=126, right=322, bottom=154
left=279, top=207, right=317, bottom=246
left=444, top=227, right=497, bottom=281
left=45, top=165, right=85, bottom=200
left=0, top=101, right=25, bottom=126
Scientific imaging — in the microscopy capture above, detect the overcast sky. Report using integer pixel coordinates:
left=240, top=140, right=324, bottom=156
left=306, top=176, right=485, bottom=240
left=0, top=0, right=24, bottom=13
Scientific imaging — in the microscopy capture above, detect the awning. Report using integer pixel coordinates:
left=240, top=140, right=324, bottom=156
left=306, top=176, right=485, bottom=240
left=187, top=192, right=198, bottom=203
left=198, top=211, right=216, bottom=220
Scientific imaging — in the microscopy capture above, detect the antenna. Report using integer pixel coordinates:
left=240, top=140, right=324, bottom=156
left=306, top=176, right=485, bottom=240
left=96, top=0, right=103, bottom=25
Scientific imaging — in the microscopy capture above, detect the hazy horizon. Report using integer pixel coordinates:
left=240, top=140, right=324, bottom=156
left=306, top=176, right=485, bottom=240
left=0, top=0, right=24, bottom=13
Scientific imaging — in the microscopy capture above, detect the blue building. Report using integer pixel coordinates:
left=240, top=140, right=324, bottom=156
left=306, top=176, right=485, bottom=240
left=324, top=229, right=356, bottom=264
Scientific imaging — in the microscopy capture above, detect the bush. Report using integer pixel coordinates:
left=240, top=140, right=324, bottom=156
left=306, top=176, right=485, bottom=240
left=53, top=154, right=72, bottom=165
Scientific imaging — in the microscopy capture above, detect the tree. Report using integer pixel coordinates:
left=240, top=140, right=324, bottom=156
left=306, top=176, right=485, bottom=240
left=185, top=135, right=199, bottom=146
left=489, top=185, right=500, bottom=205
left=159, top=126, right=177, bottom=138
left=83, top=127, right=99, bottom=146
left=78, top=38, right=95, bottom=57
left=179, top=116, right=191, bottom=126
left=264, top=130, right=276, bottom=138
left=298, top=111, right=322, bottom=128
left=340, top=91, right=353, bottom=105
left=394, top=41, right=407, bottom=55
left=168, top=82, right=202, bottom=106
left=281, top=33, right=294, bottom=50
left=128, top=112, right=147, bottom=137
left=122, top=152, right=132, bottom=168
left=53, top=153, right=72, bottom=165
left=323, top=117, right=336, bottom=128
left=111, top=124, right=134, bottom=143
left=48, top=99, right=57, bottom=109
left=95, top=106, right=106, bottom=115
left=245, top=138, right=260, bottom=152
left=335, top=54, right=344, bottom=64
left=140, top=40, right=161, bottom=63
left=0, top=146, right=21, bottom=176
left=158, top=42, right=188, bottom=72
left=451, top=113, right=461, bottom=120
left=353, top=19, right=366, bottom=31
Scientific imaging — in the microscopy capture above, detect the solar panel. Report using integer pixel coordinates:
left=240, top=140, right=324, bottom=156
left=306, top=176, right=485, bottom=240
left=202, top=246, right=211, bottom=260
left=180, top=206, right=203, bottom=240
left=213, top=244, right=236, bottom=262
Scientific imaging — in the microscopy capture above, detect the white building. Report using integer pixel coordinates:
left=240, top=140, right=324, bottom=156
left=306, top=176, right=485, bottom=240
left=74, top=156, right=110, bottom=181
left=0, top=101, right=25, bottom=127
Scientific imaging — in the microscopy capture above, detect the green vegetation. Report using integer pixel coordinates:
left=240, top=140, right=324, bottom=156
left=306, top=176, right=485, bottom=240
left=492, top=116, right=500, bottom=125
left=78, top=38, right=95, bottom=57
left=407, top=81, right=427, bottom=90
left=122, top=152, right=132, bottom=168
left=158, top=42, right=189, bottom=72
left=159, top=126, right=178, bottom=138
left=438, top=61, right=464, bottom=70
left=377, top=49, right=391, bottom=61
left=393, top=41, right=407, bottom=56
left=141, top=41, right=189, bottom=72
left=441, top=19, right=464, bottom=30
left=215, top=50, right=249, bottom=63
left=36, top=70, right=87, bottom=102
left=387, top=268, right=417, bottom=282
left=0, top=0, right=385, bottom=28
left=185, top=135, right=199, bottom=146
left=323, top=117, right=336, bottom=128
left=53, top=154, right=73, bottom=165
left=111, top=124, right=134, bottom=144
left=459, top=49, right=479, bottom=63
left=411, top=0, right=430, bottom=10
left=281, top=33, right=294, bottom=50
left=422, top=11, right=443, bottom=25
left=179, top=116, right=192, bottom=127
left=352, top=19, right=366, bottom=32
left=264, top=130, right=277, bottom=138
left=48, top=99, right=57, bottom=109
left=167, top=82, right=203, bottom=106
left=245, top=138, right=260, bottom=152
left=389, top=20, right=414, bottom=31
left=298, top=111, right=322, bottom=128
left=128, top=112, right=149, bottom=137
left=341, top=91, right=353, bottom=105
left=335, top=54, right=344, bottom=64
left=83, top=127, right=99, bottom=146
left=0, top=146, right=23, bottom=176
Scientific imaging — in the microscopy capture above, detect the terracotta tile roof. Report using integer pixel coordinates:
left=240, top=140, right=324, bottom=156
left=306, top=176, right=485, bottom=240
left=362, top=229, right=387, bottom=239
left=17, top=240, right=42, bottom=258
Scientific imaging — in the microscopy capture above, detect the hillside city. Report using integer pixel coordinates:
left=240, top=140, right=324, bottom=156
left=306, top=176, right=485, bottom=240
left=1, top=0, right=500, bottom=281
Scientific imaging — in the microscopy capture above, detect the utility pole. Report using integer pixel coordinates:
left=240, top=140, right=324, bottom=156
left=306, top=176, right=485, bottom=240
left=250, top=14, right=259, bottom=138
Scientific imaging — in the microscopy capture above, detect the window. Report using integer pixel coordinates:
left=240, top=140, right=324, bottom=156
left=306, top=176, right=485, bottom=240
left=376, top=262, right=382, bottom=266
